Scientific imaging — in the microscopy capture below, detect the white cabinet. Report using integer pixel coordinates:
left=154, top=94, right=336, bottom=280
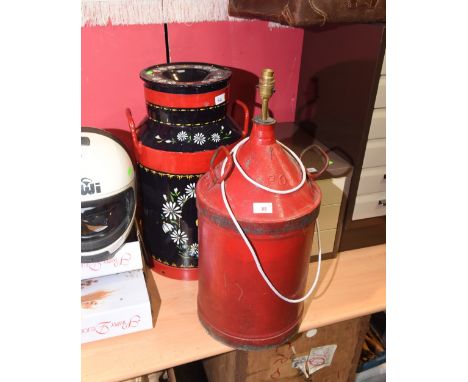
left=368, top=109, right=386, bottom=139
left=353, top=192, right=386, bottom=220
left=357, top=166, right=386, bottom=195
left=374, top=77, right=386, bottom=108
left=353, top=57, right=386, bottom=220
left=362, top=139, right=386, bottom=168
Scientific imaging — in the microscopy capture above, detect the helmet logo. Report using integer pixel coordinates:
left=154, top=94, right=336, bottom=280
left=81, top=177, right=101, bottom=195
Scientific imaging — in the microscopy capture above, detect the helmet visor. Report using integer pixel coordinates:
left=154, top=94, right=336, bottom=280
left=81, top=187, right=135, bottom=256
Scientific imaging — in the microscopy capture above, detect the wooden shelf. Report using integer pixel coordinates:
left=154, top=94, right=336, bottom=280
left=81, top=245, right=386, bottom=382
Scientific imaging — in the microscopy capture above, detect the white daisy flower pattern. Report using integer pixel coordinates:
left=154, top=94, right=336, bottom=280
left=177, top=194, right=189, bottom=206
left=170, top=229, right=188, bottom=245
left=185, top=183, right=196, bottom=198
left=188, top=243, right=199, bottom=257
left=160, top=181, right=199, bottom=260
left=162, top=201, right=182, bottom=220
left=162, top=222, right=174, bottom=233
left=177, top=131, right=188, bottom=142
left=193, top=133, right=206, bottom=145
left=155, top=125, right=238, bottom=147
left=210, top=133, right=221, bottom=142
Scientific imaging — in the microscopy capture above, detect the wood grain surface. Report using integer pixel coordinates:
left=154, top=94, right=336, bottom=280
left=81, top=245, right=386, bottom=382
left=203, top=315, right=371, bottom=382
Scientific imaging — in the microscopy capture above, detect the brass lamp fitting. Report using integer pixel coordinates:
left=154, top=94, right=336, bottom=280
left=258, top=68, right=275, bottom=121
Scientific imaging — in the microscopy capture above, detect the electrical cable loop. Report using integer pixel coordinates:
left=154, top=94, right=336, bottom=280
left=219, top=137, right=322, bottom=304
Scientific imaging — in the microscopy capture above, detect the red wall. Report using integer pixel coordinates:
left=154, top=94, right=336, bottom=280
left=81, top=24, right=166, bottom=149
left=167, top=22, right=303, bottom=123
left=81, top=21, right=304, bottom=150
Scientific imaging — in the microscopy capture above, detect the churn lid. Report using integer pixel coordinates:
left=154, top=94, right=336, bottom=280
left=140, top=62, right=231, bottom=94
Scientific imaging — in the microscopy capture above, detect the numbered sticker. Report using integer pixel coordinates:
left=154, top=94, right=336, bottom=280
left=253, top=203, right=273, bottom=214
left=215, top=93, right=225, bottom=105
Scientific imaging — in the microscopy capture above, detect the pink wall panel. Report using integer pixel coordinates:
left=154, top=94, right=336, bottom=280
left=81, top=21, right=304, bottom=153
left=81, top=24, right=166, bottom=150
left=168, top=21, right=304, bottom=123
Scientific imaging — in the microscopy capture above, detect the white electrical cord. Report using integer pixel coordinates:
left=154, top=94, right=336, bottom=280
left=220, top=136, right=322, bottom=304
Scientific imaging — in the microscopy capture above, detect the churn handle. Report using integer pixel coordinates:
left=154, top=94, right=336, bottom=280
left=126, top=108, right=142, bottom=157
left=209, top=146, right=234, bottom=185
left=299, top=144, right=330, bottom=181
left=231, top=99, right=250, bottom=138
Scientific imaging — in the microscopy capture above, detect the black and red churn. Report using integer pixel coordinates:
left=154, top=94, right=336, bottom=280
left=126, top=62, right=249, bottom=280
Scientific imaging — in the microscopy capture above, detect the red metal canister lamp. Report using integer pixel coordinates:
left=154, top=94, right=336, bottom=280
left=196, top=68, right=329, bottom=349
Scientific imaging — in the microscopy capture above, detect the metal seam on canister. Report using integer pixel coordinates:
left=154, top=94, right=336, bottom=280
left=196, top=202, right=321, bottom=235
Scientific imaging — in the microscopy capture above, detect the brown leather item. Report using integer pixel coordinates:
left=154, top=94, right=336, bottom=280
left=228, top=0, right=385, bottom=27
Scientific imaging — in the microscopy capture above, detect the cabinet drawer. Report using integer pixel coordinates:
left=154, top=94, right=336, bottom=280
left=368, top=109, right=386, bottom=139
left=311, top=228, right=336, bottom=256
left=362, top=139, right=386, bottom=168
left=352, top=192, right=386, bottom=220
left=374, top=76, right=386, bottom=108
left=357, top=166, right=386, bottom=195
left=317, top=204, right=341, bottom=231
left=316, top=177, right=345, bottom=206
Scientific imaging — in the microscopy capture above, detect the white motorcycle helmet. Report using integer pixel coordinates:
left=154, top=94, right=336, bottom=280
left=81, top=127, right=136, bottom=263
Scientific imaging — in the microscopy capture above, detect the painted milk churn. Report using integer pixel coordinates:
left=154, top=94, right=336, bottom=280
left=196, top=69, right=329, bottom=348
left=126, top=62, right=249, bottom=280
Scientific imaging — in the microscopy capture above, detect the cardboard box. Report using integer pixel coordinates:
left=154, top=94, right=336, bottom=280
left=203, top=316, right=370, bottom=382
left=81, top=269, right=155, bottom=344
left=81, top=241, right=143, bottom=280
